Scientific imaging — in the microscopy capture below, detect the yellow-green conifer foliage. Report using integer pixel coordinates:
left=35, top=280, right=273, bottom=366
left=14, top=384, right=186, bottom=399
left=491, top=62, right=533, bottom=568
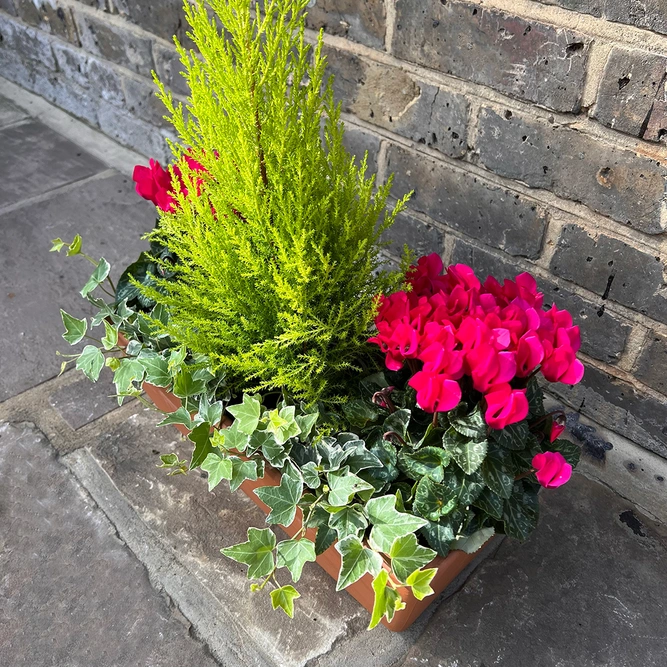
left=147, top=0, right=410, bottom=403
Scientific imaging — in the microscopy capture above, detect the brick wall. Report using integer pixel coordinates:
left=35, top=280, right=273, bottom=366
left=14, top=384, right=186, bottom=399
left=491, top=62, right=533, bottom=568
left=2, top=0, right=667, bottom=465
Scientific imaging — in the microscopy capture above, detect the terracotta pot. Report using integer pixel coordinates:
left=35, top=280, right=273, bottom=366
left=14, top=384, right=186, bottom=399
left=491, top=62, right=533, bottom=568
left=140, top=380, right=492, bottom=631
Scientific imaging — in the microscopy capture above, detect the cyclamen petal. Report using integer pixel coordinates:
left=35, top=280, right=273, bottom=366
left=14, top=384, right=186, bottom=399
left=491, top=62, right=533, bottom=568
left=532, top=451, right=572, bottom=488
left=409, top=372, right=462, bottom=413
left=484, top=384, right=529, bottom=429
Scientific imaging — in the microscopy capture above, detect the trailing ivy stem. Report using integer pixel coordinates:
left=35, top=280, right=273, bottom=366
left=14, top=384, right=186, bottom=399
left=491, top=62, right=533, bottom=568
left=255, top=567, right=277, bottom=591
left=84, top=334, right=104, bottom=344
left=300, top=492, right=325, bottom=537
left=134, top=394, right=166, bottom=413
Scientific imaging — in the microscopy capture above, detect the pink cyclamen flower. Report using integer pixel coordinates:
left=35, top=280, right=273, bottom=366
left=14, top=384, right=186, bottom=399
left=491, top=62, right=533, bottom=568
left=549, top=421, right=566, bottom=443
left=532, top=451, right=572, bottom=488
left=484, top=383, right=529, bottom=429
left=409, top=371, right=462, bottom=413
left=133, top=159, right=175, bottom=211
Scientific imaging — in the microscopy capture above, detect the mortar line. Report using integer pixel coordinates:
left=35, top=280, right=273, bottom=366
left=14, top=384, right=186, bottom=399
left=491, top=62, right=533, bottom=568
left=341, top=111, right=667, bottom=256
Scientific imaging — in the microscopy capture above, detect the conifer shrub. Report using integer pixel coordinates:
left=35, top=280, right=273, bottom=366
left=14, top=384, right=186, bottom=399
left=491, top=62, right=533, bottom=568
left=143, top=0, right=410, bottom=403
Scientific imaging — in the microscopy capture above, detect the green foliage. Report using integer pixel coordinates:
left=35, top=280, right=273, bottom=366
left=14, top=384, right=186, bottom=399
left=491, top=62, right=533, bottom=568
left=141, top=0, right=409, bottom=404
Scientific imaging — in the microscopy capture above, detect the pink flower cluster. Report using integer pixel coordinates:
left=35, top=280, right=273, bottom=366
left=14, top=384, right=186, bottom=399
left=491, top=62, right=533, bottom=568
left=369, top=254, right=584, bottom=429
left=133, top=155, right=205, bottom=212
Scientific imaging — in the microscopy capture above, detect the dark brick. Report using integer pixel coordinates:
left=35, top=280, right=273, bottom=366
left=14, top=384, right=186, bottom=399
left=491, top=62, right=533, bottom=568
left=593, top=47, right=667, bottom=138
left=476, top=107, right=667, bottom=235
left=13, top=0, right=78, bottom=44
left=451, top=237, right=631, bottom=364
left=74, top=10, right=154, bottom=76
left=643, top=99, right=667, bottom=143
left=549, top=364, right=667, bottom=459
left=634, top=332, right=667, bottom=396
left=383, top=207, right=444, bottom=258
left=0, top=93, right=27, bottom=128
left=122, top=74, right=170, bottom=129
left=386, top=143, right=547, bottom=258
left=153, top=42, right=189, bottom=97
left=550, top=224, right=667, bottom=324
left=109, top=0, right=188, bottom=43
left=393, top=0, right=590, bottom=113
left=340, top=123, right=381, bottom=174
left=0, top=0, right=16, bottom=15
left=535, top=0, right=667, bottom=37
left=306, top=0, right=386, bottom=50
left=325, top=46, right=468, bottom=159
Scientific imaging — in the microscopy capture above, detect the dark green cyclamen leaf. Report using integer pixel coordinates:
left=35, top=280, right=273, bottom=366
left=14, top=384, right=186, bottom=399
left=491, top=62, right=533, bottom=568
left=276, top=538, right=316, bottom=583
left=526, top=376, right=546, bottom=419
left=481, top=443, right=514, bottom=500
left=398, top=446, right=451, bottom=483
left=76, top=345, right=105, bottom=382
left=419, top=519, right=455, bottom=557
left=389, top=533, right=436, bottom=583
left=60, top=310, right=87, bottom=345
left=115, top=254, right=157, bottom=308
left=457, top=470, right=486, bottom=506
left=342, top=439, right=383, bottom=473
left=327, top=467, right=375, bottom=507
left=255, top=473, right=303, bottom=526
left=188, top=422, right=213, bottom=470
left=503, top=494, right=538, bottom=541
left=443, top=428, right=488, bottom=475
left=221, top=527, right=276, bottom=579
left=449, top=403, right=487, bottom=441
left=491, top=421, right=530, bottom=451
left=454, top=527, right=495, bottom=554
left=413, top=477, right=457, bottom=522
left=548, top=438, right=582, bottom=467
left=335, top=535, right=383, bottom=591
left=328, top=504, right=368, bottom=541
left=342, top=398, right=379, bottom=428
left=472, top=487, right=504, bottom=520
left=384, top=409, right=411, bottom=440
left=515, top=480, right=540, bottom=520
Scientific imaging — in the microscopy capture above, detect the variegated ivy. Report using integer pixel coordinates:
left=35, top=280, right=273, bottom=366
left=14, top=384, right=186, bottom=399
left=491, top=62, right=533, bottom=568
left=54, top=240, right=581, bottom=629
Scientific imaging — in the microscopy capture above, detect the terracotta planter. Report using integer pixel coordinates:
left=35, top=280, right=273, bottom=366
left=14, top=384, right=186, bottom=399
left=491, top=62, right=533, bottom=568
left=141, top=381, right=492, bottom=631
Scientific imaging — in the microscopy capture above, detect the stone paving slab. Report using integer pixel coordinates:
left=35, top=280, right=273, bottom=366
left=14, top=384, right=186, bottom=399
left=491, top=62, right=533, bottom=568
left=0, top=118, right=106, bottom=209
left=0, top=421, right=219, bottom=667
left=0, top=92, right=28, bottom=128
left=400, top=474, right=667, bottom=667
left=0, top=170, right=155, bottom=400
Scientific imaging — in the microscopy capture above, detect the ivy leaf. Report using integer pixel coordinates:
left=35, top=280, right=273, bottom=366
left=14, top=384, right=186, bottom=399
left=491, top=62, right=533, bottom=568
left=66, top=234, right=83, bottom=256
left=201, top=452, right=233, bottom=491
left=80, top=258, right=111, bottom=298
left=420, top=519, right=455, bottom=557
left=316, top=437, right=352, bottom=472
left=335, top=535, right=383, bottom=591
left=449, top=403, right=487, bottom=441
left=301, top=461, right=321, bottom=489
left=342, top=439, right=383, bottom=474
left=50, top=237, right=66, bottom=252
left=328, top=504, right=368, bottom=541
left=472, top=487, right=504, bottom=520
left=406, top=568, right=437, bottom=601
left=157, top=407, right=194, bottom=430
left=276, top=538, right=316, bottom=583
left=413, top=477, right=457, bottom=522
left=173, top=367, right=206, bottom=399
left=167, top=345, right=187, bottom=372
left=549, top=438, right=582, bottom=467
left=198, top=395, right=223, bottom=427
left=113, top=358, right=145, bottom=400
left=221, top=527, right=276, bottom=579
left=366, top=495, right=428, bottom=554
left=369, top=569, right=406, bottom=630
left=188, top=421, right=213, bottom=470
left=228, top=456, right=261, bottom=492
left=342, top=399, right=379, bottom=428
left=60, top=310, right=87, bottom=345
left=455, top=527, right=494, bottom=554
left=101, top=320, right=118, bottom=350
left=481, top=442, right=514, bottom=500
left=305, top=506, right=337, bottom=555
left=491, top=422, right=530, bottom=451
left=397, top=446, right=450, bottom=482
left=270, top=585, right=300, bottom=618
left=295, top=412, right=318, bottom=440
left=444, top=428, right=488, bottom=475
left=384, top=409, right=411, bottom=440
left=327, top=467, right=375, bottom=507
left=266, top=406, right=301, bottom=445
left=75, top=345, right=105, bottom=382
left=227, top=394, right=262, bottom=435
left=262, top=436, right=291, bottom=468
left=389, top=533, right=436, bottom=583
left=222, top=420, right=252, bottom=453
left=255, top=473, right=303, bottom=526
left=137, top=351, right=171, bottom=387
